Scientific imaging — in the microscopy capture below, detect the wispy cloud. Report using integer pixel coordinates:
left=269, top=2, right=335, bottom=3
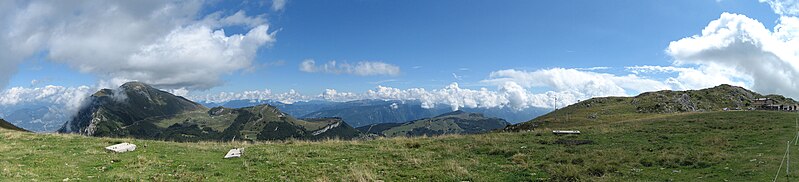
left=272, top=0, right=287, bottom=11
left=369, top=79, right=399, bottom=84
left=759, top=0, right=799, bottom=16
left=299, top=59, right=401, bottom=76
left=575, top=67, right=611, bottom=71
left=452, top=73, right=463, bottom=80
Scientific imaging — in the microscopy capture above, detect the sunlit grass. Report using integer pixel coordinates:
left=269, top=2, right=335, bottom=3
left=1, top=111, right=797, bottom=181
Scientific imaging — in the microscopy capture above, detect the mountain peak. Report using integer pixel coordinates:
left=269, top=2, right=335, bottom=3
left=120, top=81, right=154, bottom=91
left=58, top=81, right=206, bottom=135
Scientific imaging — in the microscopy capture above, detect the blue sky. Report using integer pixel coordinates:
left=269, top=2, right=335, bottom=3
left=4, top=0, right=775, bottom=91
left=2, top=0, right=799, bottom=111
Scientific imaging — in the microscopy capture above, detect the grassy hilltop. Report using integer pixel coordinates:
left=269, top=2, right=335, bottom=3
left=2, top=111, right=799, bottom=181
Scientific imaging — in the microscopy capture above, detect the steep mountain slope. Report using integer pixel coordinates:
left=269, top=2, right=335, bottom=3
left=0, top=118, right=28, bottom=132
left=57, top=82, right=361, bottom=141
left=506, top=84, right=799, bottom=131
left=58, top=82, right=207, bottom=135
left=358, top=111, right=510, bottom=137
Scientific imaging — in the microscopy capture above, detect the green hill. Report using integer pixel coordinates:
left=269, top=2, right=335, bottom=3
left=0, top=118, right=27, bottom=132
left=58, top=82, right=361, bottom=142
left=507, top=84, right=799, bottom=131
left=358, top=111, right=510, bottom=137
left=1, top=110, right=799, bottom=181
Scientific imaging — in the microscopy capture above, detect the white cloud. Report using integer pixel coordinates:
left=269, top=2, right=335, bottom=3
left=0, top=1, right=276, bottom=90
left=482, top=68, right=671, bottom=97
left=319, top=89, right=360, bottom=102
left=667, top=12, right=799, bottom=98
left=452, top=73, right=463, bottom=80
left=192, top=80, right=592, bottom=110
left=625, top=65, right=748, bottom=90
left=760, top=0, right=799, bottom=16
left=575, top=67, right=611, bottom=71
left=166, top=88, right=190, bottom=97
left=272, top=0, right=287, bottom=11
left=0, top=85, right=95, bottom=119
left=299, top=60, right=401, bottom=76
left=194, top=89, right=313, bottom=104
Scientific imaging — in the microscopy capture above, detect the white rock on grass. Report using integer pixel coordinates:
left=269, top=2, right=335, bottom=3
left=225, top=148, right=243, bottom=159
left=105, top=143, right=136, bottom=153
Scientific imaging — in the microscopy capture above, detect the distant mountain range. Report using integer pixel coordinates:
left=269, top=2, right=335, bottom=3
left=2, top=106, right=66, bottom=132
left=57, top=82, right=361, bottom=142
left=357, top=110, right=509, bottom=137
left=506, top=84, right=799, bottom=131
left=202, top=99, right=548, bottom=128
left=4, top=90, right=547, bottom=133
left=200, top=100, right=337, bottom=118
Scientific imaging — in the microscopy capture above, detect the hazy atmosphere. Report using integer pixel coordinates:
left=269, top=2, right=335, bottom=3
left=2, top=0, right=798, bottom=117
left=3, top=1, right=799, bottom=181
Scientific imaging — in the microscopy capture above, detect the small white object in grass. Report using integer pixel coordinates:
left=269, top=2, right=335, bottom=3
left=552, top=130, right=580, bottom=135
left=225, top=148, right=243, bottom=159
left=105, top=143, right=136, bottom=153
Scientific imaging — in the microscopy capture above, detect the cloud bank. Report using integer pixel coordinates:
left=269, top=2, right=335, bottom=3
left=0, top=85, right=94, bottom=118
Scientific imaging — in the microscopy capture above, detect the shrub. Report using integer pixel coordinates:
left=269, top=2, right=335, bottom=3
left=405, top=142, right=421, bottom=149
left=639, top=158, right=654, bottom=167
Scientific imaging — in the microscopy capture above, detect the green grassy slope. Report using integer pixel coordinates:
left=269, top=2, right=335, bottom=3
left=507, top=84, right=798, bottom=131
left=2, top=111, right=798, bottom=181
left=375, top=111, right=510, bottom=137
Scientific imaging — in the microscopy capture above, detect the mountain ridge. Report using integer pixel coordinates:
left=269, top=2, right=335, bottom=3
left=358, top=110, right=510, bottom=137
left=57, top=82, right=361, bottom=141
left=506, top=84, right=799, bottom=131
left=0, top=118, right=28, bottom=132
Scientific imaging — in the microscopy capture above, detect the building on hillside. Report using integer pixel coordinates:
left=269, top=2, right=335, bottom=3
left=753, top=98, right=775, bottom=106
left=753, top=98, right=798, bottom=111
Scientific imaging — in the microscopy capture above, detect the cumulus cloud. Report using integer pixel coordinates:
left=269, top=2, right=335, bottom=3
left=625, top=65, right=748, bottom=91
left=0, top=85, right=95, bottom=119
left=667, top=12, right=799, bottom=98
left=193, top=89, right=313, bottom=104
left=299, top=60, right=401, bottom=76
left=0, top=1, right=276, bottom=90
left=482, top=68, right=671, bottom=97
left=193, top=80, right=598, bottom=110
